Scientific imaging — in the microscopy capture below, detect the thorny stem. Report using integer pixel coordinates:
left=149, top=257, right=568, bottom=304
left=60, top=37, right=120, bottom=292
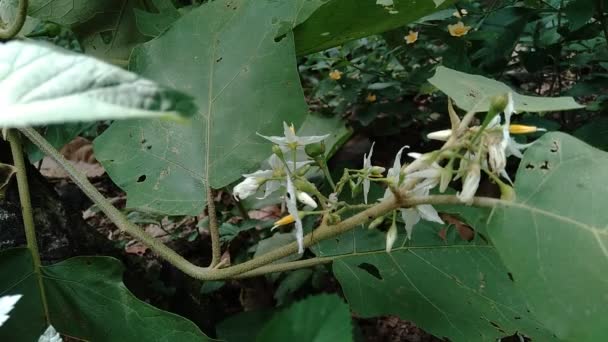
left=7, top=130, right=50, bottom=322
left=21, top=127, right=504, bottom=281
left=206, top=186, right=221, bottom=268
left=0, top=0, right=27, bottom=39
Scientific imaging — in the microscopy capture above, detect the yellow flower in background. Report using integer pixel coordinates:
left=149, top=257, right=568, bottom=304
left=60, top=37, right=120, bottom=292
left=329, top=70, right=343, bottom=80
left=404, top=30, right=418, bottom=44
left=366, top=93, right=377, bottom=103
left=448, top=21, right=471, bottom=37
left=453, top=9, right=468, bottom=18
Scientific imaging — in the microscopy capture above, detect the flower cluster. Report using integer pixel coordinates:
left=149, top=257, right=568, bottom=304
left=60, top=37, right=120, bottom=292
left=233, top=93, right=544, bottom=256
left=233, top=122, right=328, bottom=254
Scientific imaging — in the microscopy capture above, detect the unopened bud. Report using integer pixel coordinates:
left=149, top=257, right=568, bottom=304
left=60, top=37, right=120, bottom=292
left=327, top=213, right=341, bottom=225
left=296, top=191, right=318, bottom=208
left=427, top=129, right=452, bottom=141
left=305, top=142, right=325, bottom=158
left=370, top=166, right=386, bottom=176
left=294, top=178, right=317, bottom=194
left=499, top=182, right=516, bottom=201
left=272, top=145, right=284, bottom=159
left=368, top=216, right=385, bottom=230
left=385, top=222, right=398, bottom=253
left=296, top=164, right=312, bottom=176
left=439, top=166, right=453, bottom=193
left=490, top=94, right=508, bottom=114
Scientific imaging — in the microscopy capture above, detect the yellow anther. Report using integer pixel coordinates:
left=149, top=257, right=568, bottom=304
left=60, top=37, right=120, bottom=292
left=272, top=214, right=295, bottom=230
left=509, top=124, right=543, bottom=134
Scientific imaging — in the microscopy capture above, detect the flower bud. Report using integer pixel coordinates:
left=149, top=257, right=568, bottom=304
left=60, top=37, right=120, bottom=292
left=370, top=166, right=386, bottom=176
left=490, top=94, right=508, bottom=114
left=499, top=182, right=516, bottom=201
left=385, top=221, right=398, bottom=253
left=427, top=129, right=452, bottom=141
left=272, top=145, right=284, bottom=159
left=368, top=216, right=385, bottom=230
left=305, top=142, right=325, bottom=158
left=439, top=165, right=453, bottom=193
left=296, top=191, right=318, bottom=209
left=327, top=213, right=341, bottom=225
left=233, top=177, right=260, bottom=200
left=294, top=178, right=317, bottom=194
left=295, top=164, right=312, bottom=176
left=457, top=163, right=481, bottom=204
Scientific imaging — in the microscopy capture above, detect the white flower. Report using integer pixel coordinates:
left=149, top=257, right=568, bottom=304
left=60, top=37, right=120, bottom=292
left=257, top=122, right=329, bottom=152
left=233, top=171, right=269, bottom=200
left=39, top=325, right=62, bottom=342
left=296, top=191, right=317, bottom=208
left=0, top=294, right=21, bottom=327
left=458, top=163, right=480, bottom=204
left=385, top=221, right=398, bottom=253
left=286, top=176, right=305, bottom=254
left=362, top=142, right=386, bottom=204
left=488, top=140, right=506, bottom=173
left=427, top=129, right=452, bottom=141
left=400, top=204, right=444, bottom=240
left=382, top=146, right=408, bottom=199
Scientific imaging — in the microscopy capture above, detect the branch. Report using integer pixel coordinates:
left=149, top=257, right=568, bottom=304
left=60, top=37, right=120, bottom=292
left=7, top=130, right=50, bottom=321
left=0, top=0, right=28, bottom=40
left=21, top=126, right=501, bottom=280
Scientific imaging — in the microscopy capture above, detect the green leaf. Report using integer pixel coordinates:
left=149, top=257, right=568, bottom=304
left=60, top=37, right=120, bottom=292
left=255, top=233, right=302, bottom=264
left=25, top=123, right=94, bottom=163
left=565, top=0, right=595, bottom=31
left=319, top=220, right=555, bottom=341
left=293, top=0, right=454, bottom=55
left=273, top=269, right=313, bottom=306
left=257, top=294, right=353, bottom=342
left=134, top=0, right=181, bottom=37
left=217, top=310, right=274, bottom=342
left=487, top=132, right=608, bottom=340
left=94, top=0, right=309, bottom=215
left=0, top=248, right=210, bottom=340
left=200, top=281, right=225, bottom=294
left=0, top=41, right=195, bottom=128
left=26, top=0, right=121, bottom=26
left=428, top=66, right=583, bottom=112
left=573, top=117, right=608, bottom=151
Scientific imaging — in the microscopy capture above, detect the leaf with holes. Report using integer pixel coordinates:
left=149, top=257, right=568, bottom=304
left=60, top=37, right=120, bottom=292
left=0, top=41, right=195, bottom=128
left=94, top=0, right=310, bottom=215
left=293, top=0, right=454, bottom=55
left=428, top=66, right=583, bottom=112
left=319, top=220, right=555, bottom=341
left=487, top=132, right=608, bottom=340
left=0, top=248, right=210, bottom=341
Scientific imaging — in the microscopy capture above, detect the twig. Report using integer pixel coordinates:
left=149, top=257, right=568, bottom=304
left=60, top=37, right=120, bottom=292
left=7, top=130, right=50, bottom=322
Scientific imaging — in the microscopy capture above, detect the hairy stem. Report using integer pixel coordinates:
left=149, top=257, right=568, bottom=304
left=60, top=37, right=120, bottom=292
left=8, top=130, right=50, bottom=322
left=0, top=0, right=28, bottom=39
left=206, top=186, right=221, bottom=268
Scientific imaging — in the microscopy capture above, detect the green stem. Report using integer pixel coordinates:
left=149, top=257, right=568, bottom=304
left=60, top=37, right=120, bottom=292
left=7, top=130, right=50, bottom=322
left=317, top=157, right=336, bottom=191
left=206, top=186, right=221, bottom=268
left=0, top=0, right=27, bottom=39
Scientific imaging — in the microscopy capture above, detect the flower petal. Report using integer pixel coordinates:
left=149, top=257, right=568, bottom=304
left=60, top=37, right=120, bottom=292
left=417, top=204, right=444, bottom=224
left=401, top=208, right=420, bottom=240
left=286, top=176, right=304, bottom=254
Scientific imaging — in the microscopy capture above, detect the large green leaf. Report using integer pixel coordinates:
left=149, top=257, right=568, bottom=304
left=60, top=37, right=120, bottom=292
left=27, top=0, right=121, bottom=26
left=428, top=66, right=584, bottom=112
left=134, top=0, right=181, bottom=37
left=94, top=0, right=310, bottom=215
left=319, top=221, right=555, bottom=341
left=487, top=132, right=608, bottom=341
left=573, top=117, right=608, bottom=151
left=0, top=41, right=195, bottom=128
left=257, top=294, right=353, bottom=341
left=293, top=0, right=453, bottom=55
left=0, top=248, right=210, bottom=341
